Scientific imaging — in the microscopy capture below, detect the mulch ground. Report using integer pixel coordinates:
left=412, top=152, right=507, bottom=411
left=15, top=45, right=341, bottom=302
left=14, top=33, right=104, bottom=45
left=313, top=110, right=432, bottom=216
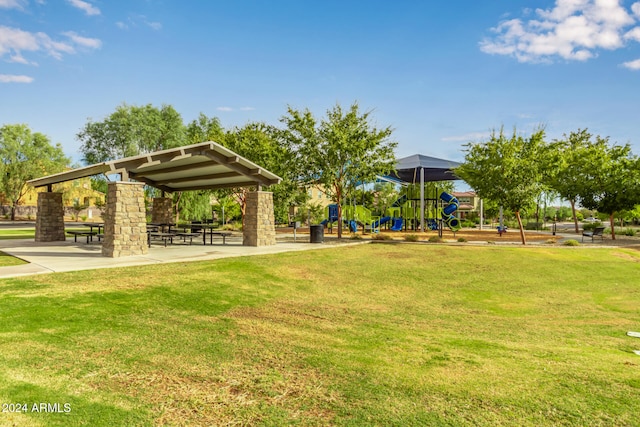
left=277, top=226, right=640, bottom=246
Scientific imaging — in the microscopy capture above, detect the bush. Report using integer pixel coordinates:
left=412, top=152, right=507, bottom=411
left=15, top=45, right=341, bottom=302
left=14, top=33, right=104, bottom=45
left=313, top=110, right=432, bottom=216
left=460, top=220, right=476, bottom=228
left=457, top=237, right=467, bottom=243
left=545, top=239, right=557, bottom=244
left=404, top=234, right=420, bottom=242
left=582, top=222, right=603, bottom=231
left=372, top=234, right=392, bottom=241
left=428, top=236, right=443, bottom=243
left=525, top=222, right=543, bottom=230
left=563, top=239, right=580, bottom=246
left=350, top=234, right=362, bottom=240
left=623, top=228, right=637, bottom=236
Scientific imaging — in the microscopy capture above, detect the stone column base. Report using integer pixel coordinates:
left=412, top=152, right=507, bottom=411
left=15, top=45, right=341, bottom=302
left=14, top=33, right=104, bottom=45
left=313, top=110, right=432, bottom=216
left=35, top=192, right=66, bottom=242
left=243, top=191, right=276, bottom=246
left=102, top=182, right=148, bottom=257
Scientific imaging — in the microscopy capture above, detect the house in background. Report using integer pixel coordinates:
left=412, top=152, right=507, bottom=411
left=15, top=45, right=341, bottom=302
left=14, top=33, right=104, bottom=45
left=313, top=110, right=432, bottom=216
left=453, top=191, right=479, bottom=219
left=1, top=176, right=105, bottom=220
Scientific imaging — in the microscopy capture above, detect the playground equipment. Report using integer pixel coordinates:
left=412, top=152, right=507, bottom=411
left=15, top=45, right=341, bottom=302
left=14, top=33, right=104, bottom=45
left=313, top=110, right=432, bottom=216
left=322, top=203, right=380, bottom=234
left=319, top=187, right=462, bottom=235
left=439, top=191, right=461, bottom=232
left=387, top=185, right=461, bottom=233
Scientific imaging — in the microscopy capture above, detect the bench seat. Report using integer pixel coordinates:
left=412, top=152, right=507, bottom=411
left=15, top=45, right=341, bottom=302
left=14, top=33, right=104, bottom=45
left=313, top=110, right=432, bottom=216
left=204, top=230, right=233, bottom=245
left=174, top=232, right=202, bottom=245
left=67, top=230, right=97, bottom=243
left=582, top=226, right=605, bottom=242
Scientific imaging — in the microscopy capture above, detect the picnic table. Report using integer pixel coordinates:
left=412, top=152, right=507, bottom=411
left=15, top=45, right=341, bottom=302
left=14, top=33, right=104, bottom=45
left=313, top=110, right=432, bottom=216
left=177, top=223, right=233, bottom=245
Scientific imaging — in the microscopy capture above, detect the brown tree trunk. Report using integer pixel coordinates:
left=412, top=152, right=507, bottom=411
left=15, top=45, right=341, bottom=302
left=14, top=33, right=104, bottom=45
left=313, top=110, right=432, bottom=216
left=516, top=210, right=527, bottom=245
left=609, top=213, right=616, bottom=240
left=570, top=199, right=579, bottom=234
left=336, top=190, right=343, bottom=239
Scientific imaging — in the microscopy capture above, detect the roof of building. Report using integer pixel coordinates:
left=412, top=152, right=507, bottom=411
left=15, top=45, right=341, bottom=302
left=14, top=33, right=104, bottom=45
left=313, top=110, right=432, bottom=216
left=28, top=141, right=282, bottom=192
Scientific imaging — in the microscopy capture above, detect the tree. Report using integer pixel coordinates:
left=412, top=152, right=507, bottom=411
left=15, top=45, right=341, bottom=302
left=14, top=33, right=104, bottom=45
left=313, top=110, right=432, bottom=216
left=186, top=113, right=225, bottom=144
left=373, top=182, right=399, bottom=216
left=456, top=127, right=546, bottom=244
left=545, top=129, right=604, bottom=233
left=0, top=124, right=69, bottom=220
left=221, top=121, right=305, bottom=226
left=77, top=103, right=186, bottom=164
left=576, top=142, right=640, bottom=240
left=281, top=102, right=397, bottom=238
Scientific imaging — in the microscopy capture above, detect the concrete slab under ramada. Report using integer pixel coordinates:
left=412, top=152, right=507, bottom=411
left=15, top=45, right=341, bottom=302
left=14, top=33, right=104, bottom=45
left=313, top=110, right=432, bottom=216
left=0, top=236, right=361, bottom=278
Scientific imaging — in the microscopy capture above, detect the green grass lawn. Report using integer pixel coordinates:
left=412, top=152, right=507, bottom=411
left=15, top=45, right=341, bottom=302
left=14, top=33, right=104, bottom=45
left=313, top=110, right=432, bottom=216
left=0, top=228, right=36, bottom=240
left=0, top=251, right=26, bottom=267
left=1, top=244, right=640, bottom=426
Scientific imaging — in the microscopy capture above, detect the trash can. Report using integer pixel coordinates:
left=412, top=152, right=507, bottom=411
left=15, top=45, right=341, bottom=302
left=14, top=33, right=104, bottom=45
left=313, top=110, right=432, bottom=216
left=310, top=224, right=324, bottom=243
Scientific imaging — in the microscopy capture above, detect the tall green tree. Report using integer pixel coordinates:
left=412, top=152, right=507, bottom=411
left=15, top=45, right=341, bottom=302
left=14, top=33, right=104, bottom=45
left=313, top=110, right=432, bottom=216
left=576, top=142, right=640, bottom=240
left=0, top=124, right=69, bottom=220
left=221, top=121, right=303, bottom=225
left=281, top=102, right=396, bottom=238
left=456, top=127, right=546, bottom=244
left=185, top=113, right=225, bottom=144
left=77, top=103, right=186, bottom=163
left=545, top=129, right=605, bottom=233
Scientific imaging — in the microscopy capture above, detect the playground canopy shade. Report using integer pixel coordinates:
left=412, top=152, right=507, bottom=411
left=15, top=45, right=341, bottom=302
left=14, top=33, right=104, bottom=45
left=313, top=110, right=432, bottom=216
left=27, top=141, right=282, bottom=191
left=392, top=154, right=461, bottom=183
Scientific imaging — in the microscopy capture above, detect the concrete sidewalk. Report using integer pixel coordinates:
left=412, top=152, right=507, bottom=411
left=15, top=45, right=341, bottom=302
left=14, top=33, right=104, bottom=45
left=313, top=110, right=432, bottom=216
left=0, top=236, right=354, bottom=279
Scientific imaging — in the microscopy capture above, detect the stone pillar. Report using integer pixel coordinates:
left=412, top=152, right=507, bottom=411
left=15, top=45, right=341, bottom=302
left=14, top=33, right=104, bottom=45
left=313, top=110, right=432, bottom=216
left=151, top=197, right=173, bottom=223
left=102, top=182, right=148, bottom=257
left=243, top=191, right=276, bottom=247
left=35, top=192, right=66, bottom=242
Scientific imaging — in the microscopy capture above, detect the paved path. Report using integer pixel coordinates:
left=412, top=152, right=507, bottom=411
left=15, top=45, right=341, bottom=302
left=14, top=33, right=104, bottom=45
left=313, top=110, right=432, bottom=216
left=0, top=236, right=360, bottom=279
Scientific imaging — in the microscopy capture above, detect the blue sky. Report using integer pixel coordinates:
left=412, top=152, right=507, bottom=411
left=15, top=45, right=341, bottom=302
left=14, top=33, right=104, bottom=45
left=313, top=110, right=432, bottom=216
left=2, top=0, right=640, bottom=172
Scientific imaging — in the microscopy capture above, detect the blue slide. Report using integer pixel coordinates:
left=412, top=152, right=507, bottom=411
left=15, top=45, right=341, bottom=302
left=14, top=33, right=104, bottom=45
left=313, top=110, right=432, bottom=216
left=372, top=216, right=392, bottom=229
left=390, top=218, right=403, bottom=231
left=349, top=220, right=358, bottom=232
left=440, top=192, right=461, bottom=231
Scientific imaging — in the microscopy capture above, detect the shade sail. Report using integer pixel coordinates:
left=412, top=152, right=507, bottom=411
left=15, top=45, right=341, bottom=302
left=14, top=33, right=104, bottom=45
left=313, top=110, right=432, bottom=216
left=392, top=154, right=461, bottom=183
left=28, top=141, right=282, bottom=191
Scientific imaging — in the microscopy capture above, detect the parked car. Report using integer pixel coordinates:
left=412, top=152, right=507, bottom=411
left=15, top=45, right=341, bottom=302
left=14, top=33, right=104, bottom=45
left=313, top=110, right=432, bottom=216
left=583, top=217, right=598, bottom=222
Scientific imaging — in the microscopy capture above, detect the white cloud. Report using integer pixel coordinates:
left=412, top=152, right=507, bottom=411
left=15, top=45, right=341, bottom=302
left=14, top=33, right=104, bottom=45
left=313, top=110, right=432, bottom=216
left=240, top=107, right=255, bottom=111
left=624, top=26, right=640, bottom=42
left=146, top=21, right=162, bottom=31
left=62, top=31, right=102, bottom=49
left=217, top=107, right=234, bottom=112
left=632, top=2, right=640, bottom=17
left=0, top=0, right=26, bottom=9
left=67, top=0, right=100, bottom=16
left=0, top=25, right=100, bottom=63
left=481, top=0, right=637, bottom=63
left=0, top=74, right=34, bottom=83
left=622, top=58, right=640, bottom=69
left=115, top=15, right=162, bottom=31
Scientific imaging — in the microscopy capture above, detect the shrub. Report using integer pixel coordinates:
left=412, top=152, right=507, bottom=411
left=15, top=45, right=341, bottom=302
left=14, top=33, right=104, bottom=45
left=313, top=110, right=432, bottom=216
left=545, top=239, right=557, bottom=244
left=582, top=222, right=603, bottom=231
left=404, top=234, right=420, bottom=242
left=525, top=222, right=543, bottom=230
left=457, top=237, right=467, bottom=242
left=350, top=234, right=362, bottom=240
left=372, top=234, right=392, bottom=241
left=428, top=236, right=443, bottom=243
left=623, top=228, right=637, bottom=237
left=563, top=239, right=580, bottom=246
left=460, top=220, right=476, bottom=228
